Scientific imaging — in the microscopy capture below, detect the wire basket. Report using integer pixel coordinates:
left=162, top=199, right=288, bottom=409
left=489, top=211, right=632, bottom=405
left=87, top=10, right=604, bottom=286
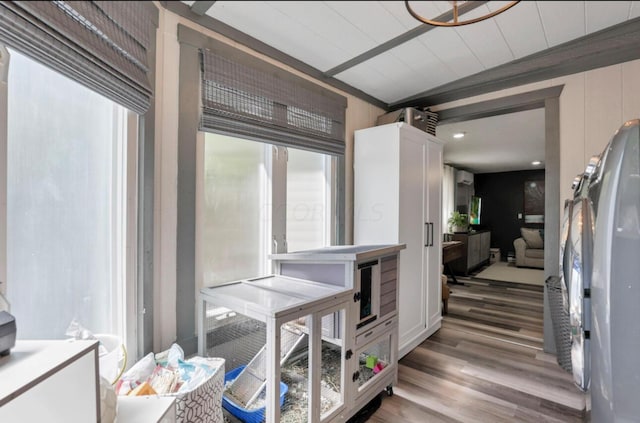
left=545, top=276, right=572, bottom=372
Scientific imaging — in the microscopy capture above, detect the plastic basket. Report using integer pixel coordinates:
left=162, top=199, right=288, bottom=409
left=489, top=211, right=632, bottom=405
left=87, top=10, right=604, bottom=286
left=223, top=366, right=288, bottom=423
left=545, top=276, right=572, bottom=372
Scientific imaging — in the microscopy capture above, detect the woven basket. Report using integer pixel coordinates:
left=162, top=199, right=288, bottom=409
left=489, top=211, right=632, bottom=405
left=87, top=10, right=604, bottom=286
left=545, top=276, right=572, bottom=372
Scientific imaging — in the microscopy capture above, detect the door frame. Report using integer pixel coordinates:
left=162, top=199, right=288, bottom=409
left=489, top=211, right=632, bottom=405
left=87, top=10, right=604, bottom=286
left=435, top=85, right=563, bottom=353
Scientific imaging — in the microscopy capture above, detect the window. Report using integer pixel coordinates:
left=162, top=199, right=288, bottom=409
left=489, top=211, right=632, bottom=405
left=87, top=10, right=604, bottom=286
left=286, top=148, right=333, bottom=252
left=3, top=49, right=134, bottom=344
left=202, top=133, right=270, bottom=286
left=201, top=133, right=334, bottom=288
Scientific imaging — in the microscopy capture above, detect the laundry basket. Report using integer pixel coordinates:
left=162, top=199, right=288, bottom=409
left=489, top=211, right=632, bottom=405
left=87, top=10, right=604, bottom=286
left=545, top=276, right=572, bottom=372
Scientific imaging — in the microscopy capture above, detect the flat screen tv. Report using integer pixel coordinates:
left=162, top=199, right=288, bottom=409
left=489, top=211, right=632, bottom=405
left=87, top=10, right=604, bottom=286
left=469, top=196, right=481, bottom=225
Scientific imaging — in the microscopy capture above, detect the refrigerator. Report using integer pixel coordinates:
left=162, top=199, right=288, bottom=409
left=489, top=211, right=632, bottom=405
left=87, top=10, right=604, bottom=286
left=567, top=119, right=640, bottom=421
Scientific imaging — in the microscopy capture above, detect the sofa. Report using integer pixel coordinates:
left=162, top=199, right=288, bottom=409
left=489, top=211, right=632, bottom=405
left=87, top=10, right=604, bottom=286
left=514, top=227, right=544, bottom=269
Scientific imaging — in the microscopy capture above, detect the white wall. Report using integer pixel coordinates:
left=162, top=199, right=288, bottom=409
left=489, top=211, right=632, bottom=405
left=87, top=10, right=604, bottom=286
left=152, top=7, right=384, bottom=351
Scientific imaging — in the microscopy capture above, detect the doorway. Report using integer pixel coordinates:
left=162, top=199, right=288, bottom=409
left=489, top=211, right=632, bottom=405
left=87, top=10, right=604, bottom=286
left=434, top=85, right=563, bottom=354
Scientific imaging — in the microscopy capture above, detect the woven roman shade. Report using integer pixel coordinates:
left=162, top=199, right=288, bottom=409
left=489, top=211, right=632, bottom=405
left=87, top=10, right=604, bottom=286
left=200, top=46, right=347, bottom=156
left=0, top=1, right=157, bottom=114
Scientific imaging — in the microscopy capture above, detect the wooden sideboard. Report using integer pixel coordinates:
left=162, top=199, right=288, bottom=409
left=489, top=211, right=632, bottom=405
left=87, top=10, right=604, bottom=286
left=450, top=231, right=491, bottom=275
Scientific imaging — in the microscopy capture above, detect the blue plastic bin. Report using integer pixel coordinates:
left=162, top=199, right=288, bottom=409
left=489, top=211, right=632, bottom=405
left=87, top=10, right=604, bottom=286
left=222, top=366, right=288, bottom=423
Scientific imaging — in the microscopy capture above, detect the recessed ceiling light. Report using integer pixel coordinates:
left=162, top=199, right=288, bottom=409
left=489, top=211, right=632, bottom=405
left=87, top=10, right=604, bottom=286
left=532, top=160, right=542, bottom=166
left=453, top=132, right=465, bottom=139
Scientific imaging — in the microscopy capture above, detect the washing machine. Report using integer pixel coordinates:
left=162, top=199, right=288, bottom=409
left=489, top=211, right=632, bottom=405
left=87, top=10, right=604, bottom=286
left=568, top=119, right=640, bottom=420
left=591, top=119, right=640, bottom=421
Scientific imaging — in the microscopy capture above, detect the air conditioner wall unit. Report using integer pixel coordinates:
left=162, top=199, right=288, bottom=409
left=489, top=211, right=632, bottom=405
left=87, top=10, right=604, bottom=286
left=456, top=170, right=474, bottom=185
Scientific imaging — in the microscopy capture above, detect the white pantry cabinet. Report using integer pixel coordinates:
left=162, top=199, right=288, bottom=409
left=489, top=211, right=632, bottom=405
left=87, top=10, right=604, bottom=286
left=354, top=123, right=444, bottom=358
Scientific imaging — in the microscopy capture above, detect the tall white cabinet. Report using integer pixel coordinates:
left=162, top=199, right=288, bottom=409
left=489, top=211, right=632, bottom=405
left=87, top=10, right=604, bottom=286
left=354, top=123, right=443, bottom=358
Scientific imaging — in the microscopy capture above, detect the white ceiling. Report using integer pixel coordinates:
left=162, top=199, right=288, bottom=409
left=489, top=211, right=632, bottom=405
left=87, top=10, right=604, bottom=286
left=181, top=1, right=640, bottom=172
left=437, top=109, right=545, bottom=174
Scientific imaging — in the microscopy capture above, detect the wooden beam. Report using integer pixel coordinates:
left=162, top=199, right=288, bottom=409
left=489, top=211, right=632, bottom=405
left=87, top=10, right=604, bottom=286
left=190, top=1, right=216, bottom=16
left=323, top=1, right=488, bottom=77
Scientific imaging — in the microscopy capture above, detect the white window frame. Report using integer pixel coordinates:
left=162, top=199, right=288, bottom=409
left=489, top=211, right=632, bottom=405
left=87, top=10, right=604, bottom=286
left=0, top=46, right=8, bottom=301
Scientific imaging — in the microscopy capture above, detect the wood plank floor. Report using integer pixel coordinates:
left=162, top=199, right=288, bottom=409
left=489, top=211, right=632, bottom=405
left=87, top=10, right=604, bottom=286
left=370, top=272, right=587, bottom=423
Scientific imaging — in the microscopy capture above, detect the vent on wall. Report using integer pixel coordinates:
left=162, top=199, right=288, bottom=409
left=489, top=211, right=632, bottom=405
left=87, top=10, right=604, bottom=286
left=456, top=170, right=474, bottom=185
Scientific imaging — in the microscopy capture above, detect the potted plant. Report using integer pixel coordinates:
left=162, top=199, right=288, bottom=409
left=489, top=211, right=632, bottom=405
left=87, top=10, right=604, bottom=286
left=448, top=211, right=468, bottom=233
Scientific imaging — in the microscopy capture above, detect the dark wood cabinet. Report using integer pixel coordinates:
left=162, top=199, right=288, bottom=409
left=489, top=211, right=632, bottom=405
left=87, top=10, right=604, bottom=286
left=450, top=231, right=491, bottom=275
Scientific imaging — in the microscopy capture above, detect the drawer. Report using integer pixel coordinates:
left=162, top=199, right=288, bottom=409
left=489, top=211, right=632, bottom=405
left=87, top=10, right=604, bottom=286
left=355, top=317, right=396, bottom=347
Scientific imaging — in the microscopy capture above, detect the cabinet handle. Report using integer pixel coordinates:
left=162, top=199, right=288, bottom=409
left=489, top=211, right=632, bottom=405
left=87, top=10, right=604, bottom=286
left=364, top=330, right=373, bottom=338
left=346, top=349, right=353, bottom=360
left=430, top=222, right=434, bottom=246
left=352, top=371, right=360, bottom=382
left=424, top=222, right=430, bottom=247
left=385, top=320, right=393, bottom=326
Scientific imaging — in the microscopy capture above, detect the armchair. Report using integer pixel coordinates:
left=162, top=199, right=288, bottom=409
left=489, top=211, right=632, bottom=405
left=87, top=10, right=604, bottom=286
left=514, top=227, right=544, bottom=269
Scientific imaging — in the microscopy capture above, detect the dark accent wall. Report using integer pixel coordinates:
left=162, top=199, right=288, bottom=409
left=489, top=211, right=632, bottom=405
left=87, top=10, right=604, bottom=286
left=473, top=169, right=545, bottom=261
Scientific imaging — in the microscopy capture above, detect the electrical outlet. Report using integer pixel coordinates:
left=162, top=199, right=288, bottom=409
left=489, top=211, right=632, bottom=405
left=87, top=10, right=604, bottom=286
left=518, top=213, right=522, bottom=219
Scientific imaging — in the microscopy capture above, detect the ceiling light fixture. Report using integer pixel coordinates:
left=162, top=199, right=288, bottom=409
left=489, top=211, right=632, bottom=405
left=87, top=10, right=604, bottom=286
left=532, top=160, right=542, bottom=166
left=405, top=1, right=520, bottom=27
left=453, top=132, right=465, bottom=139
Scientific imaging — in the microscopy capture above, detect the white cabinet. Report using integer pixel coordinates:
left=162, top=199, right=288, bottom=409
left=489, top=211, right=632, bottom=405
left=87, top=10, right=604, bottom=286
left=354, top=123, right=444, bottom=358
left=118, top=396, right=177, bottom=423
left=0, top=340, right=100, bottom=422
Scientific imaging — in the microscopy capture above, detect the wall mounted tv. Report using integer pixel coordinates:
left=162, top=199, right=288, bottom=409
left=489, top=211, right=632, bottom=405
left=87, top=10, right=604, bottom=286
left=469, top=196, right=481, bottom=225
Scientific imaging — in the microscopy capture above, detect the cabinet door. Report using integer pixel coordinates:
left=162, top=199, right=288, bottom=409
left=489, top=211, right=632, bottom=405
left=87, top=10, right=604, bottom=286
left=424, top=140, right=443, bottom=328
left=480, top=232, right=491, bottom=262
left=468, top=233, right=481, bottom=268
left=397, top=135, right=427, bottom=347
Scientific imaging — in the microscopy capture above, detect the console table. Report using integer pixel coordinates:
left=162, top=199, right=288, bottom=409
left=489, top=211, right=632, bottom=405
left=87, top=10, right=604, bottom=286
left=449, top=231, right=491, bottom=275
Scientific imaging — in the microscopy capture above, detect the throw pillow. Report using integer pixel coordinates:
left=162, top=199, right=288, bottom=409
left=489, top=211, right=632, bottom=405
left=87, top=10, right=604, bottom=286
left=521, top=227, right=543, bottom=249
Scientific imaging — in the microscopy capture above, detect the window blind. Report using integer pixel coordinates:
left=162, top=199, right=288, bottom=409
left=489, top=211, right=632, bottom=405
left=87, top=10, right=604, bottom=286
left=0, top=1, right=157, bottom=114
left=200, top=46, right=347, bottom=156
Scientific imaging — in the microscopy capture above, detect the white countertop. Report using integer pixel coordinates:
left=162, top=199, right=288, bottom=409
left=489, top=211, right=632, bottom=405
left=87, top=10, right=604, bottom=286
left=0, top=339, right=98, bottom=407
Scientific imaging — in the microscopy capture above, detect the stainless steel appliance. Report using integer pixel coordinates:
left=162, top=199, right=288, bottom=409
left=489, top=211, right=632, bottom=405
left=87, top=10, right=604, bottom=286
left=590, top=120, right=640, bottom=421
left=567, top=154, right=601, bottom=390
left=568, top=119, right=640, bottom=420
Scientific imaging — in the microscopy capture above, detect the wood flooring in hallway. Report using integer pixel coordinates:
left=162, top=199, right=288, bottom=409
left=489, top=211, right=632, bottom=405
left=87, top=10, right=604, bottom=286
left=370, top=273, right=587, bottom=423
